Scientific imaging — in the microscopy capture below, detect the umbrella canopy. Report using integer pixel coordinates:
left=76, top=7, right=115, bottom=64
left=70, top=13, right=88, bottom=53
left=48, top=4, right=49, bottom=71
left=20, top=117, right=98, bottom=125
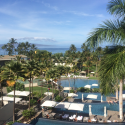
left=7, top=90, right=21, bottom=96
left=123, top=94, right=125, bottom=98
left=91, top=84, right=98, bottom=86
left=68, top=103, right=84, bottom=111
left=0, top=96, right=22, bottom=103
left=17, top=91, right=30, bottom=96
left=55, top=102, right=70, bottom=109
left=63, top=87, right=72, bottom=90
left=87, top=94, right=98, bottom=99
left=41, top=100, right=57, bottom=107
left=84, top=85, right=91, bottom=89
left=44, top=92, right=53, bottom=95
left=68, top=93, right=78, bottom=97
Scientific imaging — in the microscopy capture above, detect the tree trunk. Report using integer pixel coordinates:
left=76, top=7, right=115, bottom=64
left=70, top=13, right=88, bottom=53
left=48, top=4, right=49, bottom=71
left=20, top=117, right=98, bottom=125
left=32, top=77, right=33, bottom=99
left=88, top=67, right=89, bottom=75
left=0, top=84, right=3, bottom=106
left=41, top=79, right=42, bottom=96
left=116, top=87, right=118, bottom=100
left=13, top=84, right=15, bottom=122
left=29, top=76, right=31, bottom=109
left=52, top=81, right=53, bottom=100
left=96, top=62, right=97, bottom=77
left=68, top=78, right=70, bottom=93
left=119, top=79, right=123, bottom=120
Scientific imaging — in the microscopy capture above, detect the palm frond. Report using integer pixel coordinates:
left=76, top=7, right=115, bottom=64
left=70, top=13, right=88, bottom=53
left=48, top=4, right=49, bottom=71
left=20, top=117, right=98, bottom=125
left=86, top=19, right=125, bottom=48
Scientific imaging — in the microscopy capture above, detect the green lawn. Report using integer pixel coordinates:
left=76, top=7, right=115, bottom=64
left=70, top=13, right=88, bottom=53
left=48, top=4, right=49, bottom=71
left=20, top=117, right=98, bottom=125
left=25, top=86, right=56, bottom=94
left=88, top=76, right=99, bottom=80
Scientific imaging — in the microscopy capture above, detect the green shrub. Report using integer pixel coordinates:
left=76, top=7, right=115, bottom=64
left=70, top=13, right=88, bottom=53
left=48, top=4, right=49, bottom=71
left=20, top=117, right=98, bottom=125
left=30, top=99, right=37, bottom=106
left=55, top=90, right=59, bottom=96
left=7, top=82, right=25, bottom=93
left=74, top=72, right=79, bottom=75
left=22, top=108, right=35, bottom=119
left=6, top=121, right=21, bottom=125
left=55, top=95, right=63, bottom=102
left=92, top=88, right=100, bottom=93
left=70, top=89, right=75, bottom=93
left=77, top=87, right=91, bottom=93
left=47, top=84, right=52, bottom=88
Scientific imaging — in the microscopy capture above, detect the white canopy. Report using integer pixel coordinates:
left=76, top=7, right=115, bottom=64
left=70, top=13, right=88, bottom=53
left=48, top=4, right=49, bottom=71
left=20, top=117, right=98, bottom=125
left=0, top=96, right=22, bottom=103
left=7, top=90, right=21, bottom=96
left=44, top=92, right=53, bottom=96
left=92, top=84, right=98, bottom=86
left=55, top=102, right=70, bottom=109
left=41, top=100, right=57, bottom=107
left=91, top=72, right=95, bottom=74
left=63, top=87, right=72, bottom=90
left=68, top=93, right=78, bottom=97
left=87, top=94, right=98, bottom=99
left=84, top=85, right=91, bottom=89
left=123, top=94, right=125, bottom=98
left=68, top=103, right=84, bottom=111
left=17, top=91, right=30, bottom=96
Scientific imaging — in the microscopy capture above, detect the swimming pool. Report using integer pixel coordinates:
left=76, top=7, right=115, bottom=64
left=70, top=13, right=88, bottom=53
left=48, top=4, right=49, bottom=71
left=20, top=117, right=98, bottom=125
left=60, top=78, right=99, bottom=89
left=54, top=101, right=125, bottom=116
left=30, top=118, right=124, bottom=125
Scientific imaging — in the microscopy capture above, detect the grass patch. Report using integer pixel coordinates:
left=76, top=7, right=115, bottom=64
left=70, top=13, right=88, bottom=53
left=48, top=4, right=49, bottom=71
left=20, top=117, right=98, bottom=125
left=88, top=77, right=99, bottom=80
left=25, top=86, right=56, bottom=94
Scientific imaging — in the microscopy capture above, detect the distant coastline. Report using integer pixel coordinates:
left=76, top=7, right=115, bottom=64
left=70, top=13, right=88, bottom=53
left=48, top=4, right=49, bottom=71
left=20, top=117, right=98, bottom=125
left=0, top=48, right=82, bottom=55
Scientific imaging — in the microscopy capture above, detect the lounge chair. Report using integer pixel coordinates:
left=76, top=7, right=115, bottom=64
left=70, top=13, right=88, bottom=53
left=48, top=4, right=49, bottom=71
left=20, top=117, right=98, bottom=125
left=77, top=116, right=83, bottom=122
left=69, top=115, right=76, bottom=121
left=62, top=114, right=69, bottom=120
left=113, top=120, right=118, bottom=122
left=107, top=120, right=111, bottom=122
left=91, top=118, right=97, bottom=123
left=83, top=117, right=89, bottom=122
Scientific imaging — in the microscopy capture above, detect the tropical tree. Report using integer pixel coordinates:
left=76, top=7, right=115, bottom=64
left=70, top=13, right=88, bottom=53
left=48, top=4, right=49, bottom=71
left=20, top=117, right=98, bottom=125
left=1, top=61, right=25, bottom=122
left=86, top=0, right=125, bottom=120
left=24, top=60, right=38, bottom=108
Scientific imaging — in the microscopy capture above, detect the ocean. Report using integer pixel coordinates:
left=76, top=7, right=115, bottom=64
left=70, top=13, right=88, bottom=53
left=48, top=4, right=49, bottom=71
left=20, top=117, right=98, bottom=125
left=0, top=48, right=82, bottom=55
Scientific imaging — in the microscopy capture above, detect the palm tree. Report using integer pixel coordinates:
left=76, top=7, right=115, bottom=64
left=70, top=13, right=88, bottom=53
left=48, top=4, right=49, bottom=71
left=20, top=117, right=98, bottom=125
left=1, top=61, right=24, bottom=122
left=86, top=0, right=125, bottom=120
left=24, top=60, right=38, bottom=108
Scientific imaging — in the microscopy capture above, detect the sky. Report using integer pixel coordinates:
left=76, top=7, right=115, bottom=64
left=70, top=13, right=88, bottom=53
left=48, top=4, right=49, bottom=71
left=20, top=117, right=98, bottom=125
left=0, top=0, right=114, bottom=48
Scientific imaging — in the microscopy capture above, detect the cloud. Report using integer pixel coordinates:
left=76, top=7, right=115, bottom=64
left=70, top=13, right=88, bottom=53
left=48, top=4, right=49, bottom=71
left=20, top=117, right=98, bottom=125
left=16, top=37, right=57, bottom=42
left=63, top=10, right=104, bottom=17
left=34, top=43, right=54, bottom=47
left=32, top=0, right=58, bottom=10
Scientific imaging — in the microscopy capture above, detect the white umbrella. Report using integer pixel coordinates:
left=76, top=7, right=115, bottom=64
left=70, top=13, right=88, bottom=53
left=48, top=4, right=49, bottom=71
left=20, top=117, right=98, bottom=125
left=89, top=105, right=92, bottom=116
left=68, top=93, right=78, bottom=97
left=84, top=85, right=91, bottom=89
left=87, top=94, right=98, bottom=99
left=55, top=102, right=70, bottom=109
left=0, top=96, right=22, bottom=103
left=104, top=106, right=106, bottom=117
left=7, top=90, right=21, bottom=96
left=63, top=87, right=72, bottom=90
left=44, top=92, right=53, bottom=96
left=122, top=94, right=125, bottom=98
left=92, top=84, right=98, bottom=86
left=41, top=100, right=57, bottom=107
left=68, top=103, right=84, bottom=111
left=17, top=91, right=30, bottom=96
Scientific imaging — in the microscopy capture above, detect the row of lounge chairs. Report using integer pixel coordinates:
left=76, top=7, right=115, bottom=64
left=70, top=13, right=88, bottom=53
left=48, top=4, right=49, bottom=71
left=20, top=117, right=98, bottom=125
left=42, top=112, right=120, bottom=123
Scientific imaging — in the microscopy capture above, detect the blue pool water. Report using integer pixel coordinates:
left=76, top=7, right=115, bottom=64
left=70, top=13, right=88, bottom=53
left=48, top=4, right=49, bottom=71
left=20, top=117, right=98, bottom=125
left=60, top=78, right=99, bottom=89
left=31, top=118, right=124, bottom=125
left=54, top=101, right=125, bottom=116
left=75, top=92, right=107, bottom=101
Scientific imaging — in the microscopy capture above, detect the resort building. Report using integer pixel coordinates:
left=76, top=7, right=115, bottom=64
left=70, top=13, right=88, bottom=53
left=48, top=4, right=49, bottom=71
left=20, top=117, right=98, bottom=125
left=0, top=55, right=27, bottom=66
